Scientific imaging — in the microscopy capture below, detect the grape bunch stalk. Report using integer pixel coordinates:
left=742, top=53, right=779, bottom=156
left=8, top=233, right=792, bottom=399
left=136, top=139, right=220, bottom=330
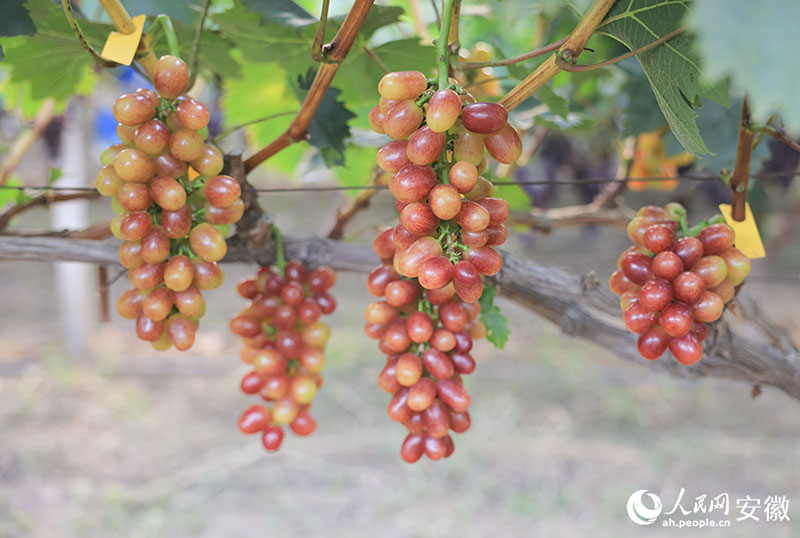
left=231, top=256, right=337, bottom=452
left=366, top=70, right=521, bottom=461
left=103, top=55, right=244, bottom=351
left=610, top=203, right=752, bottom=365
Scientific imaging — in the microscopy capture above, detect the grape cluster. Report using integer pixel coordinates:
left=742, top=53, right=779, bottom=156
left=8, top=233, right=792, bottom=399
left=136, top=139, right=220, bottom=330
left=369, top=70, right=517, bottom=302
left=231, top=260, right=337, bottom=451
left=367, top=70, right=520, bottom=461
left=610, top=203, right=751, bottom=365
left=103, top=55, right=244, bottom=351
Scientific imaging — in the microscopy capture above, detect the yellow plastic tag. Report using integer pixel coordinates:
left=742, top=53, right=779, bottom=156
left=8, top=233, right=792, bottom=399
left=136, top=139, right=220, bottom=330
left=188, top=167, right=199, bottom=181
left=101, top=14, right=145, bottom=65
left=718, top=203, right=766, bottom=259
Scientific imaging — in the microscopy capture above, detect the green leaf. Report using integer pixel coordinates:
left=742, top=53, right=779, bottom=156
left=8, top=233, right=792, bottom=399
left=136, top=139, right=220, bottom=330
left=0, top=0, right=36, bottom=59
left=688, top=0, right=800, bottom=131
left=618, top=59, right=669, bottom=137
left=0, top=176, right=30, bottom=211
left=240, top=0, right=317, bottom=26
left=478, top=285, right=510, bottom=349
left=533, top=111, right=595, bottom=133
left=292, top=68, right=355, bottom=167
left=149, top=18, right=241, bottom=79
left=0, top=0, right=106, bottom=103
left=535, top=83, right=569, bottom=117
left=597, top=0, right=729, bottom=156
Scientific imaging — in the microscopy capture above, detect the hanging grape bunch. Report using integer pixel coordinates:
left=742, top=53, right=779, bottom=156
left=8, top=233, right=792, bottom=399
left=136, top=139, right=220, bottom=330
left=100, top=55, right=244, bottom=351
left=231, top=259, right=337, bottom=452
left=366, top=70, right=520, bottom=461
left=610, top=203, right=751, bottom=365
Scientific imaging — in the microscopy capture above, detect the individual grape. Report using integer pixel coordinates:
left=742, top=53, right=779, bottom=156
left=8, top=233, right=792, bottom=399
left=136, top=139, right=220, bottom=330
left=709, top=279, right=735, bottom=303
left=143, top=287, right=174, bottom=321
left=119, top=211, right=153, bottom=241
left=193, top=260, right=224, bottom=289
left=113, top=93, right=156, bottom=125
left=626, top=217, right=651, bottom=246
left=161, top=205, right=192, bottom=238
left=378, top=70, right=427, bottom=100
left=669, top=333, right=702, bottom=365
left=95, top=166, right=125, bottom=197
left=452, top=125, right=485, bottom=165
left=100, top=144, right=126, bottom=166
left=448, top=161, right=479, bottom=194
left=448, top=410, right=471, bottom=433
left=376, top=140, right=411, bottom=173
left=140, top=227, right=171, bottom=264
left=422, top=348, right=455, bottom=379
left=637, top=326, right=670, bottom=360
left=401, top=434, right=424, bottom=463
left=463, top=247, right=502, bottom=276
left=436, top=378, right=471, bottom=413
left=697, top=223, right=735, bottom=255
left=673, top=271, right=705, bottom=304
left=720, top=248, right=750, bottom=286
left=136, top=87, right=159, bottom=107
left=368, top=105, right=385, bottom=133
left=418, top=256, right=454, bottom=290
left=238, top=405, right=271, bottom=434
left=643, top=224, right=675, bottom=254
left=639, top=278, right=673, bottom=312
left=379, top=97, right=400, bottom=115
left=384, top=100, right=424, bottom=140
left=475, top=198, right=510, bottom=226
left=290, top=375, right=318, bottom=405
left=608, top=270, right=638, bottom=296
left=136, top=314, right=165, bottom=341
left=206, top=199, right=245, bottom=225
left=452, top=260, right=482, bottom=302
left=659, top=302, right=692, bottom=337
left=440, top=303, right=467, bottom=332
left=422, top=400, right=450, bottom=437
left=451, top=352, right=476, bottom=374
left=692, top=290, right=724, bottom=322
left=117, top=289, right=145, bottom=319
left=174, top=286, right=204, bottom=317
left=465, top=176, right=497, bottom=201
left=431, top=328, right=456, bottom=352
left=423, top=434, right=447, bottom=460
left=118, top=241, right=144, bottom=269
left=407, top=377, right=436, bottom=411
left=155, top=152, right=188, bottom=179
left=483, top=123, right=523, bottom=164
left=176, top=97, right=210, bottom=130
left=191, top=145, right=224, bottom=177
left=390, top=164, right=436, bottom=203
left=190, top=223, right=227, bottom=262
left=673, top=237, right=704, bottom=268
left=461, top=102, right=507, bottom=134
left=620, top=252, right=653, bottom=285
left=399, top=203, right=438, bottom=236
left=652, top=251, right=683, bottom=281
left=134, top=119, right=170, bottom=155
left=290, top=410, right=317, bottom=437
left=170, top=129, right=204, bottom=161
left=153, top=55, right=189, bottom=99
left=117, top=123, right=138, bottom=145
left=691, top=256, right=727, bottom=288
left=623, top=301, right=656, bottom=334
left=396, top=236, right=443, bottom=278
left=164, top=255, right=195, bottom=291
left=149, top=176, right=186, bottom=211
left=388, top=387, right=414, bottom=423
left=116, top=182, right=152, bottom=212
left=204, top=175, right=241, bottom=208
left=455, top=201, right=490, bottom=232
left=426, top=89, right=461, bottom=132
left=114, top=148, right=155, bottom=183
left=407, top=126, right=446, bottom=165
left=461, top=229, right=488, bottom=248
left=240, top=372, right=264, bottom=395
left=486, top=224, right=509, bottom=246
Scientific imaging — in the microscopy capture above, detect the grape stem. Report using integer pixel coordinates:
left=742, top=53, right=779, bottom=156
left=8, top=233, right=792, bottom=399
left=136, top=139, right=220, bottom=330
left=436, top=0, right=456, bottom=90
left=155, top=15, right=181, bottom=58
left=729, top=97, right=755, bottom=221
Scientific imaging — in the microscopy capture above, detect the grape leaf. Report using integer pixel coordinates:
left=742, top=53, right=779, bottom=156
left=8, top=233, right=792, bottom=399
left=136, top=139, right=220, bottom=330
left=688, top=0, right=800, bottom=132
left=535, top=84, right=569, bottom=117
left=478, top=285, right=510, bottom=349
left=533, top=111, right=595, bottom=133
left=240, top=0, right=317, bottom=27
left=0, top=0, right=107, bottom=102
left=0, top=0, right=36, bottom=60
left=597, top=0, right=729, bottom=156
left=292, top=68, right=355, bottom=167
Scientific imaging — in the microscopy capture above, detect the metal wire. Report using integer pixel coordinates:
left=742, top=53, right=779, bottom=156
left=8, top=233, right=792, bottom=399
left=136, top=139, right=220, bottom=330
left=1, top=170, right=799, bottom=194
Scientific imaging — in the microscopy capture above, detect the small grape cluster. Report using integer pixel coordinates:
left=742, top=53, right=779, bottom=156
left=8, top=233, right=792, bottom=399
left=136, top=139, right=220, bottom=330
left=103, top=55, right=244, bottom=351
left=366, top=70, right=520, bottom=461
left=367, top=237, right=487, bottom=461
left=610, top=203, right=751, bottom=365
left=369, top=70, right=517, bottom=302
left=231, top=260, right=337, bottom=452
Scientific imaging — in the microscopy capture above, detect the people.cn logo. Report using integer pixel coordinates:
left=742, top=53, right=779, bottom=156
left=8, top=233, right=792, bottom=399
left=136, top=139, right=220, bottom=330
left=627, top=489, right=664, bottom=525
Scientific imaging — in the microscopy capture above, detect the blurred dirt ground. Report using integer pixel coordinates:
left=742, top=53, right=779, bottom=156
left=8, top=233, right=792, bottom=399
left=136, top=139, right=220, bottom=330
left=1, top=191, right=799, bottom=538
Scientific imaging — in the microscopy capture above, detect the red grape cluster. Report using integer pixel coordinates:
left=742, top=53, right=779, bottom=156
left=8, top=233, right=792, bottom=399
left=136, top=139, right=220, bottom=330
left=103, top=55, right=244, bottom=351
left=369, top=70, right=518, bottom=302
left=610, top=203, right=751, bottom=365
left=366, top=70, right=521, bottom=461
left=231, top=260, right=337, bottom=451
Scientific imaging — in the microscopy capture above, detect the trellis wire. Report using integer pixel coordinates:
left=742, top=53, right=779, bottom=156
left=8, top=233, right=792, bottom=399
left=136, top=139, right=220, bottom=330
left=0, top=171, right=798, bottom=194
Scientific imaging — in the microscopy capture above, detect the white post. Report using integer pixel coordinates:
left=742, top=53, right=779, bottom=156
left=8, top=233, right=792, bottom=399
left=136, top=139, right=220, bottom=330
left=51, top=98, right=93, bottom=357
